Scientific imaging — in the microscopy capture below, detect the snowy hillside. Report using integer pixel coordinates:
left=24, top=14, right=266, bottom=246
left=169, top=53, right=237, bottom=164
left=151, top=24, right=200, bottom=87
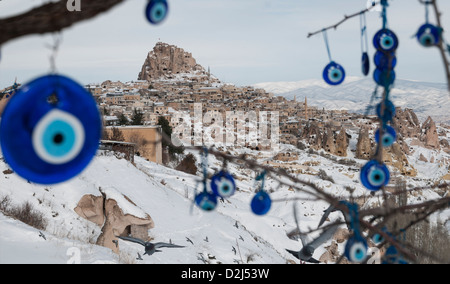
left=253, top=78, right=450, bottom=124
left=1, top=140, right=448, bottom=264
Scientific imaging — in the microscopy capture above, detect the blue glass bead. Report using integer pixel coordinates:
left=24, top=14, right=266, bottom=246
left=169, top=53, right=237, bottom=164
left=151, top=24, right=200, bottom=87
left=360, top=160, right=390, bottom=191
left=373, top=29, right=399, bottom=52
left=375, top=125, right=397, bottom=147
left=345, top=235, right=368, bottom=263
left=0, top=75, right=102, bottom=185
left=322, top=62, right=346, bottom=86
left=417, top=23, right=441, bottom=47
left=374, top=51, right=397, bottom=71
left=374, top=68, right=396, bottom=87
left=210, top=171, right=236, bottom=198
left=145, top=0, right=169, bottom=25
left=376, top=99, right=396, bottom=122
left=195, top=191, right=217, bottom=211
left=362, top=52, right=370, bottom=76
left=251, top=191, right=272, bottom=216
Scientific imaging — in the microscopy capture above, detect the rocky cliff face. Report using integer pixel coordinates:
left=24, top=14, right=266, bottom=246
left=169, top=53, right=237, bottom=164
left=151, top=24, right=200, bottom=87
left=138, top=42, right=208, bottom=81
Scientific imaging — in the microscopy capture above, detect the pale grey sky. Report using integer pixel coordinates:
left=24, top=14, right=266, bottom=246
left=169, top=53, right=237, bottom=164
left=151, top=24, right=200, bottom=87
left=1, top=0, right=450, bottom=88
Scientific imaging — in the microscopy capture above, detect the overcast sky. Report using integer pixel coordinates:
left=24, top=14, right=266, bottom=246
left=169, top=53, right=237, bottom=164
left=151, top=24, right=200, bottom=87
left=1, top=0, right=450, bottom=88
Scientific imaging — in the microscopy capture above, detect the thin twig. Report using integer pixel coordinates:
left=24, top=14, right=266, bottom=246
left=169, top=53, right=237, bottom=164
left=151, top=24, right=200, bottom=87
left=307, top=4, right=377, bottom=38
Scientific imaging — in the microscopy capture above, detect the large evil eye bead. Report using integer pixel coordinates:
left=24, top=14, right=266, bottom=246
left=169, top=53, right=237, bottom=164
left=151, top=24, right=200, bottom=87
left=0, top=75, right=102, bottom=184
left=145, top=0, right=169, bottom=25
left=373, top=29, right=399, bottom=52
left=376, top=99, right=396, bottom=122
left=323, top=62, right=346, bottom=86
left=195, top=192, right=217, bottom=211
left=375, top=125, right=397, bottom=147
left=211, top=171, right=236, bottom=198
left=362, top=52, right=370, bottom=76
left=345, top=236, right=368, bottom=263
left=374, top=51, right=397, bottom=70
left=360, top=160, right=390, bottom=191
left=417, top=24, right=441, bottom=47
left=251, top=191, right=272, bottom=216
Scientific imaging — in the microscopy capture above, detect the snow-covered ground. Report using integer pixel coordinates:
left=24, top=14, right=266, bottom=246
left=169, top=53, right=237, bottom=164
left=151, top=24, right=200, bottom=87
left=0, top=140, right=448, bottom=264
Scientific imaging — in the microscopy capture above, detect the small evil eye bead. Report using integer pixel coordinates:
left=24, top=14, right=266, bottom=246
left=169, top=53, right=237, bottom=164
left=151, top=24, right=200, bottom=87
left=195, top=191, right=217, bottom=212
left=345, top=236, right=368, bottom=263
left=374, top=51, right=397, bottom=71
left=145, top=0, right=169, bottom=25
left=417, top=23, right=441, bottom=47
left=374, top=68, right=396, bottom=87
left=375, top=125, right=397, bottom=147
left=371, top=233, right=385, bottom=245
left=322, top=62, right=346, bottom=86
left=381, top=245, right=408, bottom=264
left=376, top=99, right=396, bottom=123
left=362, top=52, right=370, bottom=76
left=210, top=171, right=236, bottom=198
left=251, top=191, right=272, bottom=216
left=373, top=29, right=399, bottom=52
left=360, top=160, right=390, bottom=191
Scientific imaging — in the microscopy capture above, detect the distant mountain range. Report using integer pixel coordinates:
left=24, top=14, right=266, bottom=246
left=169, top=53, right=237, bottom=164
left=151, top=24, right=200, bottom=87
left=253, top=77, right=450, bottom=124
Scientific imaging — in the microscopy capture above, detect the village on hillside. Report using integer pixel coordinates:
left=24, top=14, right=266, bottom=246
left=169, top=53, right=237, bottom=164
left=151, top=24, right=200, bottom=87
left=78, top=43, right=449, bottom=177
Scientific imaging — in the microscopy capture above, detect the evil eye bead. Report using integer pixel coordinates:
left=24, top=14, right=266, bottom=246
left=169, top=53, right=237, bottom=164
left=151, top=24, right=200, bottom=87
left=211, top=171, right=236, bottom=198
left=382, top=245, right=408, bottom=264
left=345, top=236, right=368, bottom=263
left=374, top=68, right=396, bottom=87
left=417, top=23, right=441, bottom=47
left=360, top=160, right=390, bottom=191
left=371, top=233, right=384, bottom=245
left=362, top=52, right=370, bottom=76
left=0, top=75, right=102, bottom=184
left=145, top=0, right=169, bottom=25
left=322, top=62, right=346, bottom=86
left=376, top=99, right=396, bottom=122
left=373, top=29, right=399, bottom=52
left=375, top=125, right=397, bottom=147
left=374, top=51, right=397, bottom=70
left=251, top=191, right=272, bottom=216
left=195, top=192, right=217, bottom=212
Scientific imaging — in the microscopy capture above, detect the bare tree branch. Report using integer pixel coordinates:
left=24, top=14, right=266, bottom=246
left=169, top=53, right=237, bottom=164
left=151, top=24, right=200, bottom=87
left=0, top=0, right=126, bottom=45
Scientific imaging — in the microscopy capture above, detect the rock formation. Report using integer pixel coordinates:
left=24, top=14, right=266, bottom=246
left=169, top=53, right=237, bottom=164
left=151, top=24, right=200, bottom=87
left=138, top=42, right=209, bottom=81
left=74, top=188, right=154, bottom=253
left=355, top=125, right=417, bottom=177
left=355, top=126, right=374, bottom=160
left=301, top=123, right=348, bottom=157
left=421, top=116, right=440, bottom=149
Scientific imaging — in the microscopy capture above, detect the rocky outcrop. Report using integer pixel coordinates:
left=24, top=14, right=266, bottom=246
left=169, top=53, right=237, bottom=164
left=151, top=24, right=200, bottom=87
left=421, top=116, right=440, bottom=149
left=394, top=108, right=421, bottom=139
left=394, top=108, right=440, bottom=150
left=355, top=126, right=374, bottom=160
left=335, top=127, right=349, bottom=157
left=138, top=42, right=207, bottom=81
left=301, top=123, right=349, bottom=157
left=355, top=124, right=417, bottom=176
left=74, top=188, right=154, bottom=253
